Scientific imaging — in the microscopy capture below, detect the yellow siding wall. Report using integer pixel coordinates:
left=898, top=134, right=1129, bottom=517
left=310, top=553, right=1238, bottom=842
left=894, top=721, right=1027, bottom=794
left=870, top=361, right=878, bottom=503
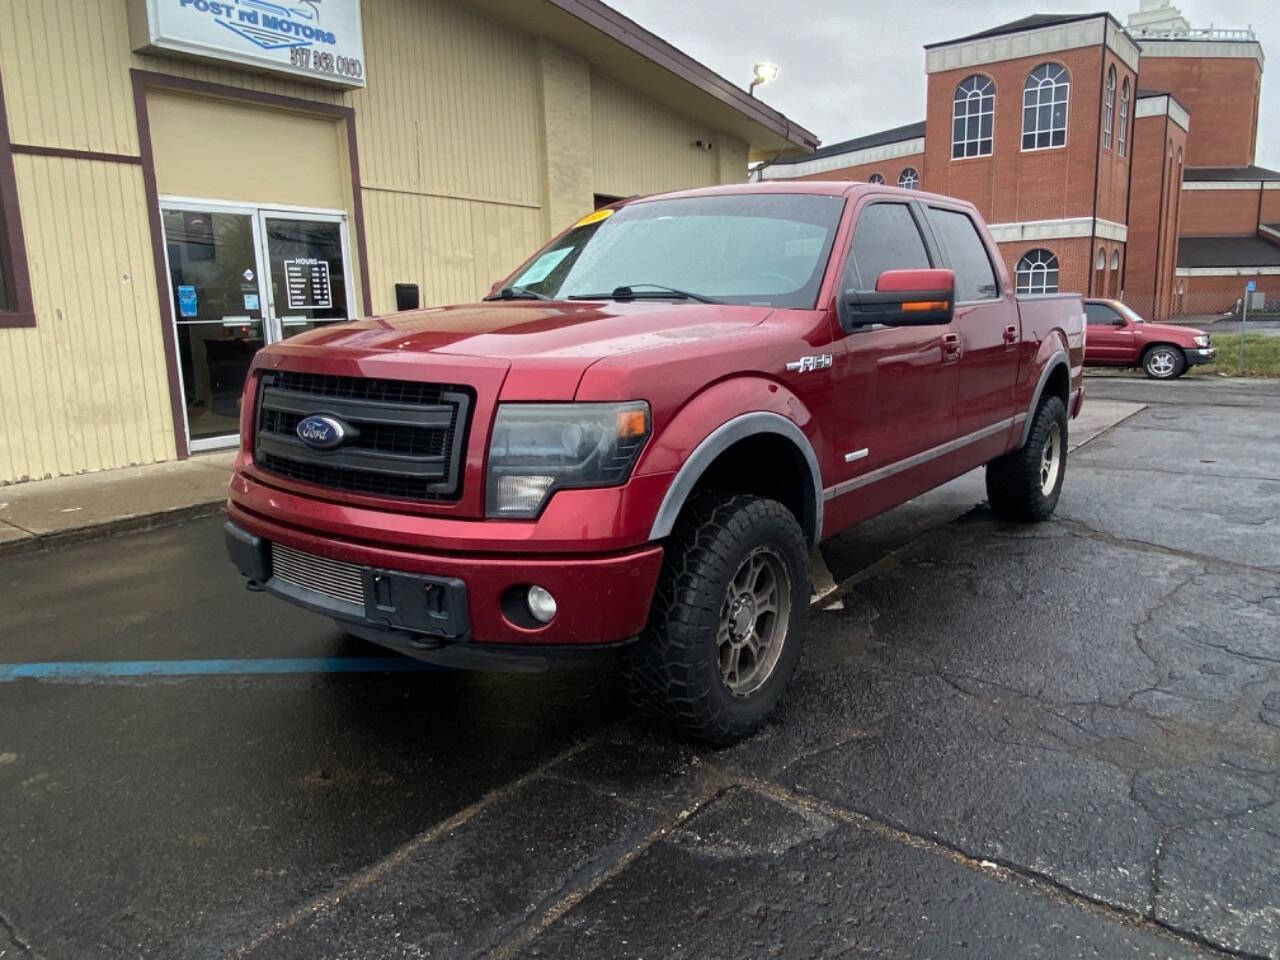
left=148, top=92, right=349, bottom=209
left=353, top=0, right=548, bottom=313
left=0, top=0, right=757, bottom=483
left=0, top=156, right=172, bottom=481
left=354, top=0, right=544, bottom=210
left=591, top=70, right=721, bottom=197
left=362, top=191, right=546, bottom=308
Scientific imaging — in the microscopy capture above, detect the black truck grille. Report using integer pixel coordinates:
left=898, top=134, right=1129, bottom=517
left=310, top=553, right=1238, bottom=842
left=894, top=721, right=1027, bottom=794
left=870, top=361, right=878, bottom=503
left=254, top=372, right=472, bottom=502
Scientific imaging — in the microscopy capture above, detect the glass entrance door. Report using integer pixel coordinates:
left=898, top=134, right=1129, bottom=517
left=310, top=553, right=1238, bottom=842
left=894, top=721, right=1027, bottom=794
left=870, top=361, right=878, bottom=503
left=257, top=212, right=354, bottom=340
left=159, top=201, right=355, bottom=451
left=161, top=205, right=268, bottom=448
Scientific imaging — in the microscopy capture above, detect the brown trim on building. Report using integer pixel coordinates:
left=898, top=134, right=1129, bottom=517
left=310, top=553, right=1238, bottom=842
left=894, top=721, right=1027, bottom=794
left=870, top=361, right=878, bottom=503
left=131, top=71, right=189, bottom=459
left=0, top=69, right=37, bottom=329
left=129, top=68, right=374, bottom=458
left=10, top=143, right=144, bottom=166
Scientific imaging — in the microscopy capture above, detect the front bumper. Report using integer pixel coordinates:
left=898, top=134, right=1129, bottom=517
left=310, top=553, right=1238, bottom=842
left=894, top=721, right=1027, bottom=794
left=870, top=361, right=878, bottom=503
left=1185, top=346, right=1216, bottom=367
left=224, top=508, right=664, bottom=657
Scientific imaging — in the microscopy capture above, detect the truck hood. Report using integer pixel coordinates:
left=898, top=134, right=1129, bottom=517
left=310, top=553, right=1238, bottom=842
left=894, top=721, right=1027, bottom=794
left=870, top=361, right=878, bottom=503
left=273, top=300, right=776, bottom=399
left=1139, top=321, right=1207, bottom=341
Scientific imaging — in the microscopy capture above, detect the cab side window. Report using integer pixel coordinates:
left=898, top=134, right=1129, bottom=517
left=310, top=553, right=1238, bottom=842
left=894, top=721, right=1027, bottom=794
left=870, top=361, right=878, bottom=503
left=1085, top=303, right=1123, bottom=326
left=843, top=203, right=931, bottom=292
left=925, top=207, right=999, bottom=302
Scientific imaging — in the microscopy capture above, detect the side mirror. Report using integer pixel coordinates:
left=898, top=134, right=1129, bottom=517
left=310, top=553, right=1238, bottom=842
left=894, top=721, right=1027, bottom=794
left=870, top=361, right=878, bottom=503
left=839, top=268, right=956, bottom=331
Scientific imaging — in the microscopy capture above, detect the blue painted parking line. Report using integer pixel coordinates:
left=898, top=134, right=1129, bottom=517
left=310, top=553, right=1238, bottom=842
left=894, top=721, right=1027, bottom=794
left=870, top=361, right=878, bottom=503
left=0, top=657, right=441, bottom=682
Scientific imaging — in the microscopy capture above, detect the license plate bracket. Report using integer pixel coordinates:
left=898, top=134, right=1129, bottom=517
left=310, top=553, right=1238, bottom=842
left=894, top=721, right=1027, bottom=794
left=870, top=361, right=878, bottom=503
left=361, top=568, right=469, bottom=640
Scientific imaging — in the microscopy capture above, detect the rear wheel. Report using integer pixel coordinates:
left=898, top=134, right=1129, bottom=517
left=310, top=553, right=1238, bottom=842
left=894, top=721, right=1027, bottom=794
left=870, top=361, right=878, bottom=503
left=1143, top=344, right=1186, bottom=380
left=985, top=395, right=1067, bottom=522
left=620, top=493, right=809, bottom=746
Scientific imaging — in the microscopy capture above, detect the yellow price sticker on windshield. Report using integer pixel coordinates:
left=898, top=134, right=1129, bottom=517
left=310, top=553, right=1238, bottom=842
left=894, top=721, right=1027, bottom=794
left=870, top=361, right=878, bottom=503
left=573, top=208, right=614, bottom=229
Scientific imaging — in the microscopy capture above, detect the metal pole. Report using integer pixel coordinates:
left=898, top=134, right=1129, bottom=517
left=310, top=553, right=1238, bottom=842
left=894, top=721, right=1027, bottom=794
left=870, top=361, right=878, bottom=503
left=1239, top=286, right=1249, bottom=374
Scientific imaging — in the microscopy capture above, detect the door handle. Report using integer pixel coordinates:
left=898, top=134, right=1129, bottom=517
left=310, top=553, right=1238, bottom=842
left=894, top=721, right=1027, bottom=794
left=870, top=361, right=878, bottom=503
left=1003, top=324, right=1020, bottom=348
left=941, top=332, right=962, bottom=363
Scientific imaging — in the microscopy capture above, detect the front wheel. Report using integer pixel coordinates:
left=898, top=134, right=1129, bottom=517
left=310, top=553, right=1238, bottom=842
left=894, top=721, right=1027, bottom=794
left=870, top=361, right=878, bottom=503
left=985, top=395, right=1067, bottom=522
left=620, top=494, right=810, bottom=746
left=1143, top=345, right=1186, bottom=380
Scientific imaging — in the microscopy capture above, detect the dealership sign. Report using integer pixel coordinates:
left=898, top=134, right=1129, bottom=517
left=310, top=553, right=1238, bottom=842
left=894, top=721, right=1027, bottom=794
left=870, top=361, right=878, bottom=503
left=129, top=0, right=366, bottom=87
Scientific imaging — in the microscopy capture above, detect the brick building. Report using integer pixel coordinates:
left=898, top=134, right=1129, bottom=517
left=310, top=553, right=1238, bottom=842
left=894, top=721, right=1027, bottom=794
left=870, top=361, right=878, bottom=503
left=763, top=1, right=1277, bottom=321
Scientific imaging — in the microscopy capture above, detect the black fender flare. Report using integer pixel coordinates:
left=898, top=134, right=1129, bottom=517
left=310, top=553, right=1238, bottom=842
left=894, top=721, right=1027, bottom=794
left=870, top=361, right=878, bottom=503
left=647, top=412, right=824, bottom=545
left=1018, top=349, right=1070, bottom=449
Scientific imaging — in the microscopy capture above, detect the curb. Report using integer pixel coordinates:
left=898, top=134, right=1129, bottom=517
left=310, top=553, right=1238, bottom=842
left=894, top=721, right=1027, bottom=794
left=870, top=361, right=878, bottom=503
left=0, top=501, right=226, bottom=559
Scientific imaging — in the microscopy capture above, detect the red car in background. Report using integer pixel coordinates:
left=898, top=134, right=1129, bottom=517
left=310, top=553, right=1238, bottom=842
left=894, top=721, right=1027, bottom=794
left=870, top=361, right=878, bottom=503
left=1084, top=299, right=1214, bottom=379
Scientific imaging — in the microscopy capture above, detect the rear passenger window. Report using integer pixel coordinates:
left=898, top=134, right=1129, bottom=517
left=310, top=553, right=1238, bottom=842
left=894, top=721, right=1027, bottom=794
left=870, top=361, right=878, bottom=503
left=926, top=208, right=999, bottom=301
left=844, top=203, right=931, bottom=292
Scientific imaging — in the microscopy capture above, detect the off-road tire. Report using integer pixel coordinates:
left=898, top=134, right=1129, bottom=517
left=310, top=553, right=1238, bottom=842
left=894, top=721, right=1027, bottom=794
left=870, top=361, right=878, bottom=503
left=985, top=395, right=1068, bottom=522
left=1142, top=344, right=1186, bottom=380
left=620, top=494, right=810, bottom=746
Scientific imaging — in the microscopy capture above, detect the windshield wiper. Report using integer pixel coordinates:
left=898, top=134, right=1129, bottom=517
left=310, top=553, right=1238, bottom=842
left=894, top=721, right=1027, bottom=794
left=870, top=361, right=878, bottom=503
left=568, top=284, right=722, bottom=304
left=484, top=285, right=552, bottom=301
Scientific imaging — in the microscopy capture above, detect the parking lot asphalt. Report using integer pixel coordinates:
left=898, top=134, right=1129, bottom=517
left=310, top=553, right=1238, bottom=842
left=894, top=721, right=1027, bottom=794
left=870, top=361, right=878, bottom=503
left=1, top=376, right=1278, bottom=960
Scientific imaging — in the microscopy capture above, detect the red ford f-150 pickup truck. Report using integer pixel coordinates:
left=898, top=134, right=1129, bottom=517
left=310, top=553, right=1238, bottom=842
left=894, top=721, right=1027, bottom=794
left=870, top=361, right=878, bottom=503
left=225, top=182, right=1085, bottom=744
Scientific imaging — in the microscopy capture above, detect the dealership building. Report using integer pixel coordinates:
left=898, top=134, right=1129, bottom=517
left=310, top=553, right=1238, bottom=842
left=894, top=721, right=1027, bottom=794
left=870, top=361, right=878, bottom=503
left=764, top=1, right=1277, bottom=324
left=0, top=0, right=814, bottom=485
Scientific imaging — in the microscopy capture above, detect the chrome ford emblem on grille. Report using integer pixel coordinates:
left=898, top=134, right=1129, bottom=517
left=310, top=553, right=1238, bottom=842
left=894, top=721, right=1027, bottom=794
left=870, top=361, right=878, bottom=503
left=296, top=414, right=347, bottom=450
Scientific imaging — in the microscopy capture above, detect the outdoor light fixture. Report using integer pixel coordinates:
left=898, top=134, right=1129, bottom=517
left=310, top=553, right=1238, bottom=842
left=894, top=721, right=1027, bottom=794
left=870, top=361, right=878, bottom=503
left=749, top=62, right=778, bottom=96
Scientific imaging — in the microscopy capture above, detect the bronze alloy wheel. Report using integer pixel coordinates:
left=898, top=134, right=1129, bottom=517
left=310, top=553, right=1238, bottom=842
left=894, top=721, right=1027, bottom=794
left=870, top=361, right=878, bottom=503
left=717, top=546, right=792, bottom=697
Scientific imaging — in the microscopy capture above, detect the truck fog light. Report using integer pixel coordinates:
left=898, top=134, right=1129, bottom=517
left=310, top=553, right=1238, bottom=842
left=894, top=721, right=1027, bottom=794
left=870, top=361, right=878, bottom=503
left=527, top=585, right=557, bottom=624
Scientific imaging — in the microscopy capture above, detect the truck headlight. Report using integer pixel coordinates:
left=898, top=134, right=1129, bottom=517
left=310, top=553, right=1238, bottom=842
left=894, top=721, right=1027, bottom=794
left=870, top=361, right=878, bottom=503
left=1194, top=335, right=1210, bottom=347
left=486, top=402, right=651, bottom=518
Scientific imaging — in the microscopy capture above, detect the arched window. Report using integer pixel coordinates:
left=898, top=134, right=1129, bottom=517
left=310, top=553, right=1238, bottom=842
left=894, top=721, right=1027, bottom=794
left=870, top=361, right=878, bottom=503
left=953, top=75, right=994, bottom=159
left=868, top=173, right=885, bottom=184
left=1016, top=249, right=1060, bottom=294
left=1096, top=249, right=1107, bottom=271
left=898, top=167, right=919, bottom=190
left=1103, top=66, right=1115, bottom=149
left=1110, top=250, right=1120, bottom=271
left=1118, top=78, right=1130, bottom=157
left=1023, top=63, right=1069, bottom=150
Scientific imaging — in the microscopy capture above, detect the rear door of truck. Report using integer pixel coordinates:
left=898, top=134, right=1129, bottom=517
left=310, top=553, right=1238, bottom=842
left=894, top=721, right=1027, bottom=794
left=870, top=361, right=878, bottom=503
left=919, top=203, right=1019, bottom=468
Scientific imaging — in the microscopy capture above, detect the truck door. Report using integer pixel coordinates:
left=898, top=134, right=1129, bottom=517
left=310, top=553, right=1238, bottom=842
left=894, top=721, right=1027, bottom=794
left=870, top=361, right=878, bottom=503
left=921, top=204, right=1018, bottom=470
left=823, top=199, right=959, bottom=523
left=1084, top=301, right=1135, bottom=363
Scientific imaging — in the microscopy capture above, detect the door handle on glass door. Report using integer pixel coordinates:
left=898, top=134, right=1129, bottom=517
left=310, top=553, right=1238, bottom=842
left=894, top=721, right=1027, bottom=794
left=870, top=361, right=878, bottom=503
left=942, top=332, right=962, bottom=363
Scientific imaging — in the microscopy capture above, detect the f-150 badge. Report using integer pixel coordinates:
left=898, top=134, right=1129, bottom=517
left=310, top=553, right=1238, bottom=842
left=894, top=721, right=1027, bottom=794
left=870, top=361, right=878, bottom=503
left=785, top=355, right=833, bottom=373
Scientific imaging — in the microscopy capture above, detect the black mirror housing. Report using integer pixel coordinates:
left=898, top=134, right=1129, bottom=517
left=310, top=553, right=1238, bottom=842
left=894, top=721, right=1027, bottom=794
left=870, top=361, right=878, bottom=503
left=838, top=267, right=956, bottom=332
left=840, top=289, right=956, bottom=330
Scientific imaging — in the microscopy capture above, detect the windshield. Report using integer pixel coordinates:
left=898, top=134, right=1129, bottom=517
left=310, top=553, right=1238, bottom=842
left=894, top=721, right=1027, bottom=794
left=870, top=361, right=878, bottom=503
left=503, top=193, right=845, bottom=308
left=1112, top=301, right=1146, bottom=324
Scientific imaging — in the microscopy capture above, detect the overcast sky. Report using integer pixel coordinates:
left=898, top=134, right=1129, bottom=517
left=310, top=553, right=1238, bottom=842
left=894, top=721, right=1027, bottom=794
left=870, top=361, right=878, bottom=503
left=608, top=0, right=1279, bottom=168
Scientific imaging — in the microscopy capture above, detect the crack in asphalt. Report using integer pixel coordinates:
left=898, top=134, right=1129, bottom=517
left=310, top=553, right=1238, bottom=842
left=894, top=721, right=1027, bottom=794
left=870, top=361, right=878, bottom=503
left=0, top=911, right=40, bottom=959
left=738, top=778, right=1262, bottom=960
left=1058, top=517, right=1280, bottom=574
left=224, top=736, right=605, bottom=959
left=478, top=787, right=719, bottom=960
left=1133, top=566, right=1205, bottom=685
